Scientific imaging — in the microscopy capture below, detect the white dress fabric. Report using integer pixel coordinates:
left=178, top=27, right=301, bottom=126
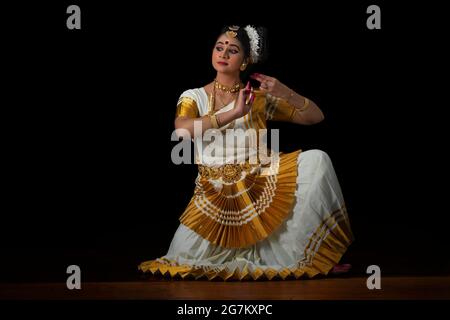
left=139, top=88, right=354, bottom=280
left=163, top=149, right=350, bottom=277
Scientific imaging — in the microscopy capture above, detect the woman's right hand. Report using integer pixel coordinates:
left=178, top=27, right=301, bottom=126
left=233, top=81, right=255, bottom=119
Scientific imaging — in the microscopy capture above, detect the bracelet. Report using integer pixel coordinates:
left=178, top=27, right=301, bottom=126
left=210, top=114, right=220, bottom=129
left=297, top=97, right=310, bottom=112
left=216, top=114, right=222, bottom=127
left=289, top=107, right=297, bottom=121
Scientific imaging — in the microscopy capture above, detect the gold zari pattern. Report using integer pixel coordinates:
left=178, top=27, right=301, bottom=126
left=198, top=162, right=258, bottom=183
left=176, top=97, right=199, bottom=118
left=138, top=205, right=354, bottom=281
left=179, top=150, right=302, bottom=248
left=139, top=90, right=354, bottom=281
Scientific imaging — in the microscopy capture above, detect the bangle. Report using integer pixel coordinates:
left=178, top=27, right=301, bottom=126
left=289, top=107, right=297, bottom=121
left=297, top=97, right=310, bottom=112
left=210, top=114, right=220, bottom=129
left=216, top=114, right=222, bottom=127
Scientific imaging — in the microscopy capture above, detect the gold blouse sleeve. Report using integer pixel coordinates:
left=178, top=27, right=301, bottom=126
left=265, top=94, right=295, bottom=122
left=175, top=97, right=199, bottom=119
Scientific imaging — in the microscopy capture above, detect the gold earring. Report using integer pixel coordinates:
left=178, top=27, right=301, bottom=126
left=240, top=63, right=247, bottom=71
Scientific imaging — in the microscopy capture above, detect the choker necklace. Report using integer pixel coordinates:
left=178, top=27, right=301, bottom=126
left=214, top=79, right=242, bottom=93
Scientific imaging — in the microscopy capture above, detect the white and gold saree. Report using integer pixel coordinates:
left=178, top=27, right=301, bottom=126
left=139, top=88, right=354, bottom=280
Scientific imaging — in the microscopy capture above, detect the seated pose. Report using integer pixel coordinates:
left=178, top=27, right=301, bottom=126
left=139, top=25, right=354, bottom=280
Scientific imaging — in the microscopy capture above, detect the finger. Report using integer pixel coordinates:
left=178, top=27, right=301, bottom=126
left=249, top=91, right=256, bottom=104
left=245, top=88, right=255, bottom=105
left=243, top=82, right=252, bottom=97
left=250, top=73, right=270, bottom=83
left=259, top=80, right=271, bottom=91
left=251, top=73, right=270, bottom=80
left=259, top=86, right=268, bottom=93
left=238, top=88, right=246, bottom=100
left=239, top=87, right=250, bottom=102
left=250, top=75, right=264, bottom=83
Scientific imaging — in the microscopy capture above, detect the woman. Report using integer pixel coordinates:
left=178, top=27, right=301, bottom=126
left=139, top=25, right=354, bottom=280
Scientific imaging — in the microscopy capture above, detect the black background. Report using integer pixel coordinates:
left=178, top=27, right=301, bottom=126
left=1, top=1, right=448, bottom=282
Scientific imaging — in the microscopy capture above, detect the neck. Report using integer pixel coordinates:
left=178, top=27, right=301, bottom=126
left=215, top=72, right=240, bottom=87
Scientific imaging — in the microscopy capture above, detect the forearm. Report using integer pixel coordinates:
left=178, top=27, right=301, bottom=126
left=174, top=109, right=238, bottom=138
left=286, top=92, right=324, bottom=125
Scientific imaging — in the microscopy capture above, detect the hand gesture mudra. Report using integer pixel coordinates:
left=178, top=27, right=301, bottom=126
left=234, top=81, right=255, bottom=118
left=250, top=73, right=291, bottom=99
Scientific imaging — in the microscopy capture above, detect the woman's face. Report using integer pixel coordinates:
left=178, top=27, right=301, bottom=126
left=212, top=33, right=246, bottom=74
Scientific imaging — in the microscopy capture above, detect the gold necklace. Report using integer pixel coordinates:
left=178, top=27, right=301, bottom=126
left=214, top=79, right=242, bottom=93
left=208, top=82, right=236, bottom=129
left=216, top=92, right=236, bottom=110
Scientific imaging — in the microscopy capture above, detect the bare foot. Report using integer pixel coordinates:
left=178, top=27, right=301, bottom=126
left=330, top=264, right=352, bottom=275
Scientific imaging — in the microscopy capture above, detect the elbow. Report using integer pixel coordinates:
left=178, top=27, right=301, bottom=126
left=174, top=126, right=192, bottom=139
left=304, top=111, right=324, bottom=125
left=317, top=111, right=325, bottom=123
left=310, top=103, right=325, bottom=125
left=174, top=119, right=192, bottom=139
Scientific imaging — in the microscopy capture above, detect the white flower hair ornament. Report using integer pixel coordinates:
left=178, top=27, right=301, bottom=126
left=244, top=25, right=261, bottom=63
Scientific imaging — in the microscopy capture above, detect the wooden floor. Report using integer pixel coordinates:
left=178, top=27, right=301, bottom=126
left=1, top=276, right=449, bottom=300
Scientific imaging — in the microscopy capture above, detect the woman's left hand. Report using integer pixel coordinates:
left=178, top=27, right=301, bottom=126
left=250, top=73, right=291, bottom=99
